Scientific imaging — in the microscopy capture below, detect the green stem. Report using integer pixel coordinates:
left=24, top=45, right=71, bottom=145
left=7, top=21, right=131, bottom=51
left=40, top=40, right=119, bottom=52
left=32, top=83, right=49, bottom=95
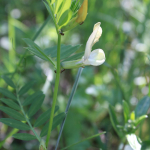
left=46, top=34, right=61, bottom=147
left=16, top=89, right=41, bottom=142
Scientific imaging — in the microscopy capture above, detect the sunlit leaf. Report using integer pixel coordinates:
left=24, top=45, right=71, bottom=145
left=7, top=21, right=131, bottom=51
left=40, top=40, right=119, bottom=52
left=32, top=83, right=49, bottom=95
left=0, top=118, right=30, bottom=130
left=40, top=112, right=66, bottom=137
left=34, top=106, right=59, bottom=127
left=13, top=133, right=36, bottom=141
left=0, top=106, right=25, bottom=121
left=0, top=98, right=20, bottom=110
left=123, top=101, right=130, bottom=123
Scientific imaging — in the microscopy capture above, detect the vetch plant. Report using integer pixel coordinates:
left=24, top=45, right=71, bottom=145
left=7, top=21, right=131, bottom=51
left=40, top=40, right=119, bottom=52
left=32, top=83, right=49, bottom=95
left=0, top=0, right=106, bottom=150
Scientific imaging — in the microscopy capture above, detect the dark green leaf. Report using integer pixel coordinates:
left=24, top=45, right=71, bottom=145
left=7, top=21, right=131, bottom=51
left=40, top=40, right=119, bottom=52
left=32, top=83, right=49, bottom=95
left=40, top=112, right=66, bottom=137
left=63, top=52, right=84, bottom=61
left=1, top=75, right=16, bottom=88
left=13, top=133, right=36, bottom=141
left=19, top=81, right=35, bottom=96
left=23, top=38, right=55, bottom=66
left=0, top=106, right=25, bottom=121
left=123, top=101, right=130, bottom=123
left=109, top=105, right=122, bottom=137
left=141, top=140, right=150, bottom=150
left=0, top=88, right=16, bottom=101
left=44, top=44, right=81, bottom=61
left=0, top=98, right=20, bottom=110
left=22, top=91, right=43, bottom=106
left=27, top=95, right=45, bottom=117
left=135, top=96, right=150, bottom=118
left=0, top=118, right=30, bottom=130
left=34, top=106, right=59, bottom=127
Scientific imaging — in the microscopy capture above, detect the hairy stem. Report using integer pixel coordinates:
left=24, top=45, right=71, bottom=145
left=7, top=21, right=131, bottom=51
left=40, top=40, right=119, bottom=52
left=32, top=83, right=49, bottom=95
left=16, top=89, right=41, bottom=142
left=46, top=34, right=61, bottom=147
left=55, top=67, right=83, bottom=150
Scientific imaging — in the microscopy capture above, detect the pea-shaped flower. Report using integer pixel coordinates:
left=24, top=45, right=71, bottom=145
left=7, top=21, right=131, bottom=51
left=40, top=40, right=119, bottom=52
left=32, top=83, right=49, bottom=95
left=61, top=22, right=105, bottom=69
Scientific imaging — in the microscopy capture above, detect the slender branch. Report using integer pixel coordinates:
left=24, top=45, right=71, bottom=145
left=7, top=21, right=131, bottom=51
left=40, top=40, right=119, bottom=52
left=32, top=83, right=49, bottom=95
left=11, top=16, right=51, bottom=79
left=55, top=67, right=83, bottom=150
left=46, top=34, right=61, bottom=147
left=16, top=88, right=41, bottom=142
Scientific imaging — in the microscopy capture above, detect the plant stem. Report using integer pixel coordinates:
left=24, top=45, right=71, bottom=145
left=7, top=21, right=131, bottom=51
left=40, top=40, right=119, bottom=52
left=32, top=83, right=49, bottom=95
left=55, top=67, right=83, bottom=150
left=11, top=16, right=51, bottom=79
left=16, top=89, right=41, bottom=142
left=46, top=34, right=61, bottom=147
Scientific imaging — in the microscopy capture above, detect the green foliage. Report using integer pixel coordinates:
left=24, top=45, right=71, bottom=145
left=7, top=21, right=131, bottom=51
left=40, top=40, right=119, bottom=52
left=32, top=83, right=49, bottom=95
left=1, top=75, right=16, bottom=88
left=40, top=112, right=66, bottom=137
left=0, top=118, right=30, bottom=130
left=12, top=133, right=36, bottom=141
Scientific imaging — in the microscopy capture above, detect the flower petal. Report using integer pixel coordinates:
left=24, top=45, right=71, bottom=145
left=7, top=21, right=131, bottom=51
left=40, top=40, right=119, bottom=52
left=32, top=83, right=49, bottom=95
left=83, top=49, right=105, bottom=66
left=84, top=22, right=102, bottom=60
left=93, top=22, right=102, bottom=45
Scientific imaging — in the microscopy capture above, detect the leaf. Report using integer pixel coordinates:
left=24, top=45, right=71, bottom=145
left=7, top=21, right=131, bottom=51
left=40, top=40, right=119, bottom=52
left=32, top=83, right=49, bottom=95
left=141, top=140, right=150, bottom=150
left=22, top=91, right=43, bottom=106
left=63, top=52, right=84, bottom=61
left=0, top=106, right=25, bottom=121
left=61, top=132, right=106, bottom=150
left=27, top=95, right=45, bottom=117
left=34, top=106, right=59, bottom=127
left=0, top=88, right=16, bottom=101
left=57, top=0, right=72, bottom=23
left=55, top=0, right=63, bottom=14
left=134, top=115, right=148, bottom=126
left=135, top=96, right=150, bottom=118
left=1, top=75, right=16, bottom=88
left=19, top=81, right=35, bottom=96
left=0, top=98, right=20, bottom=110
left=24, top=38, right=56, bottom=67
left=123, top=101, right=130, bottom=123
left=0, top=118, right=30, bottom=130
left=44, top=44, right=81, bottom=61
left=40, top=112, right=66, bottom=137
left=13, top=133, right=36, bottom=141
left=126, top=134, right=141, bottom=150
left=108, top=105, right=122, bottom=137
left=43, top=2, right=55, bottom=24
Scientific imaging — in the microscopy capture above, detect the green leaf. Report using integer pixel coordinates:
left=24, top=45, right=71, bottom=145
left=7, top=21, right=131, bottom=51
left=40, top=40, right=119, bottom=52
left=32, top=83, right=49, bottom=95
left=0, top=98, right=20, bottom=110
left=126, top=134, right=141, bottom=150
left=43, top=2, right=55, bottom=24
left=123, top=101, right=130, bottom=123
left=1, top=75, right=16, bottom=88
left=0, top=118, right=30, bottom=130
left=19, top=81, right=36, bottom=96
left=22, top=91, right=43, bottom=106
left=134, top=115, right=148, bottom=126
left=61, top=132, right=106, bottom=150
left=63, top=52, right=84, bottom=61
left=27, top=95, right=45, bottom=117
left=44, top=44, right=81, bottom=61
left=141, top=140, right=150, bottom=150
left=34, top=106, right=59, bottom=127
left=23, top=38, right=56, bottom=67
left=57, top=0, right=72, bottom=22
left=40, top=112, right=66, bottom=137
left=12, top=133, right=36, bottom=141
left=0, top=88, right=16, bottom=101
left=0, top=106, right=25, bottom=121
left=55, top=0, right=63, bottom=15
left=135, top=96, right=150, bottom=118
left=108, top=105, right=122, bottom=138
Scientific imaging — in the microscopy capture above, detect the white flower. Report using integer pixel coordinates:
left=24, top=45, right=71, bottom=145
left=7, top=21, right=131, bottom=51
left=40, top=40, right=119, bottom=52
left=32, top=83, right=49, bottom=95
left=61, top=22, right=105, bottom=69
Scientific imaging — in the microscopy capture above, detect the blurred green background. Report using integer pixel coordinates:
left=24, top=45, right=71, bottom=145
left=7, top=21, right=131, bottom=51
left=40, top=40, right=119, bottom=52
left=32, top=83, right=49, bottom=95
left=0, top=0, right=150, bottom=150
